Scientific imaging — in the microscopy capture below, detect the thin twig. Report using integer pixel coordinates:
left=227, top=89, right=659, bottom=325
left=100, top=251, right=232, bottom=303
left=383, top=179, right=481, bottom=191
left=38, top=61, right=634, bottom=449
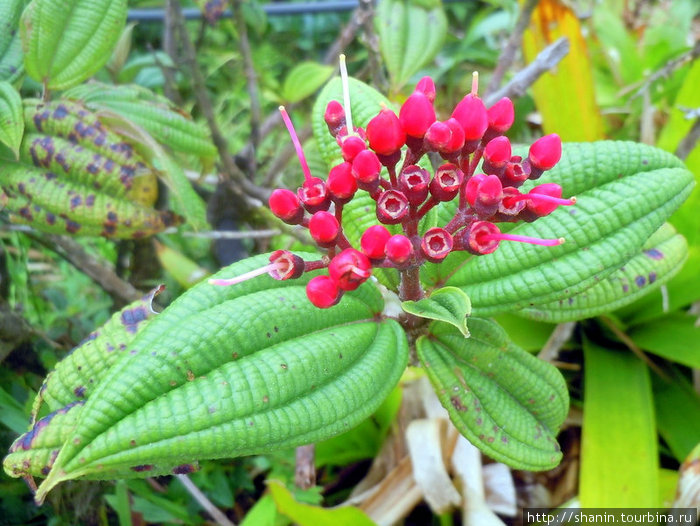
left=485, top=0, right=540, bottom=96
left=675, top=117, right=700, bottom=160
left=177, top=474, right=236, bottom=526
left=183, top=229, right=281, bottom=239
left=322, top=5, right=367, bottom=66
left=162, top=0, right=182, bottom=104
left=627, top=39, right=700, bottom=100
left=484, top=37, right=570, bottom=107
left=295, top=444, right=317, bottom=489
left=358, top=0, right=387, bottom=92
left=538, top=322, right=576, bottom=362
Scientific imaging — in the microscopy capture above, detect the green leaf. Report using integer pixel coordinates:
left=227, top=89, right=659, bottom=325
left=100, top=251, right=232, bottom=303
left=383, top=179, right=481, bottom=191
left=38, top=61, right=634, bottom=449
left=17, top=254, right=407, bottom=503
left=416, top=318, right=569, bottom=470
left=443, top=142, right=694, bottom=316
left=283, top=62, right=334, bottom=104
left=0, top=0, right=28, bottom=83
left=402, top=286, right=471, bottom=337
left=516, top=223, right=688, bottom=322
left=580, top=339, right=658, bottom=506
left=375, top=0, right=447, bottom=91
left=0, top=82, right=23, bottom=158
left=21, top=0, right=127, bottom=90
left=268, top=480, right=377, bottom=526
left=652, top=370, right=700, bottom=462
left=628, top=313, right=700, bottom=369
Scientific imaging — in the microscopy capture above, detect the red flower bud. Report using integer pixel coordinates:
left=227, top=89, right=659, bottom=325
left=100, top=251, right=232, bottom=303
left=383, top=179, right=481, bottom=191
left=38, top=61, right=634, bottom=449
left=421, top=227, right=453, bottom=263
left=424, top=121, right=451, bottom=152
left=366, top=108, right=406, bottom=156
left=298, top=177, right=331, bottom=213
left=451, top=94, right=488, bottom=142
left=465, top=173, right=502, bottom=218
left=306, top=275, right=342, bottom=308
left=429, top=163, right=463, bottom=202
left=485, top=97, right=514, bottom=141
left=360, top=225, right=392, bottom=260
left=398, top=165, right=430, bottom=206
left=416, top=76, right=436, bottom=102
left=308, top=211, right=340, bottom=246
left=269, top=250, right=305, bottom=280
left=528, top=133, right=562, bottom=173
left=526, top=183, right=575, bottom=216
left=324, top=100, right=345, bottom=136
left=352, top=150, right=382, bottom=190
left=376, top=189, right=410, bottom=224
left=482, top=136, right=512, bottom=175
left=327, top=162, right=357, bottom=201
left=269, top=188, right=304, bottom=224
left=399, top=92, right=436, bottom=138
left=328, top=248, right=372, bottom=291
left=443, top=118, right=466, bottom=154
left=385, top=234, right=414, bottom=265
left=340, top=135, right=367, bottom=162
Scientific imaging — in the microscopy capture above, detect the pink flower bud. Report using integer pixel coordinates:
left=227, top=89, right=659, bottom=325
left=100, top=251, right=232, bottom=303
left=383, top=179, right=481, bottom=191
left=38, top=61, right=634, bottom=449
left=352, top=150, right=382, bottom=190
left=269, top=188, right=304, bottom=224
left=485, top=97, right=514, bottom=140
left=385, top=234, right=414, bottom=265
left=324, top=100, right=346, bottom=136
left=269, top=250, right=305, bottom=280
left=306, top=275, right=342, bottom=308
left=483, top=136, right=512, bottom=175
left=298, top=177, right=331, bottom=213
left=366, top=108, right=406, bottom=155
left=327, top=162, right=357, bottom=201
left=360, top=225, right=392, bottom=260
left=429, top=163, right=463, bottom=202
left=528, top=133, right=562, bottom=173
left=398, top=165, right=430, bottom=206
left=340, top=135, right=367, bottom=162
left=526, top=183, right=576, bottom=216
left=399, top=92, right=436, bottom=138
left=424, top=121, right=451, bottom=152
left=451, top=94, right=488, bottom=142
left=328, top=248, right=372, bottom=291
left=465, top=174, right=503, bottom=218
left=421, top=227, right=453, bottom=263
left=443, top=118, right=466, bottom=154
left=416, top=76, right=436, bottom=102
left=376, top=189, right=410, bottom=224
left=308, top=211, right=340, bottom=246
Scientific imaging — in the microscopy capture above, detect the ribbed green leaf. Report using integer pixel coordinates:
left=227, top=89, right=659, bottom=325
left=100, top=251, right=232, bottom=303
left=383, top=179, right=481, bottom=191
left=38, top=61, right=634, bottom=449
left=0, top=0, right=27, bottom=83
left=13, top=254, right=407, bottom=503
left=443, top=142, right=694, bottom=316
left=402, top=286, right=471, bottom=337
left=0, top=81, right=23, bottom=158
left=282, top=62, right=334, bottom=104
left=516, top=223, right=688, bottom=322
left=312, top=77, right=390, bottom=167
left=21, top=0, right=127, bottom=90
left=376, top=0, right=447, bottom=91
left=417, top=318, right=568, bottom=470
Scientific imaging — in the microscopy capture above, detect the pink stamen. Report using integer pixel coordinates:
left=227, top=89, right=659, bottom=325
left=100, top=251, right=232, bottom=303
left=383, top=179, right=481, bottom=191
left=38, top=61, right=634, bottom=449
left=511, top=193, right=576, bottom=206
left=279, top=106, right=312, bottom=181
left=484, top=233, right=565, bottom=247
left=209, top=263, right=277, bottom=286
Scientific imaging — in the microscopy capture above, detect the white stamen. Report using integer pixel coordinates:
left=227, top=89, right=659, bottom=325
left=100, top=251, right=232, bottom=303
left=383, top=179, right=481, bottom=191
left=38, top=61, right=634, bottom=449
left=209, top=263, right=276, bottom=287
left=471, top=71, right=479, bottom=95
left=339, top=54, right=355, bottom=136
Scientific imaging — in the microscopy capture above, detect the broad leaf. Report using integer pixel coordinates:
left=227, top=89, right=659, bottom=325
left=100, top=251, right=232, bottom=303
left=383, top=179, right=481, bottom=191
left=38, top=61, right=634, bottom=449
left=402, top=286, right=471, bottom=337
left=580, top=339, right=658, bottom=506
left=0, top=0, right=27, bottom=83
left=441, top=142, right=694, bottom=316
left=7, top=254, right=407, bottom=503
left=282, top=62, right=334, bottom=104
left=416, top=318, right=569, bottom=470
left=628, top=313, right=700, bottom=369
left=516, top=223, right=687, bottom=322
left=21, top=0, right=127, bottom=90
left=0, top=82, right=23, bottom=158
left=375, top=0, right=447, bottom=92
left=652, top=370, right=700, bottom=462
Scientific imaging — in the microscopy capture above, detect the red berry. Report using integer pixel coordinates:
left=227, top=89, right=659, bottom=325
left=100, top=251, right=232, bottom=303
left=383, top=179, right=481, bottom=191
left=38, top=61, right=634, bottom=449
left=421, top=227, right=453, bottom=263
left=308, top=211, right=340, bottom=246
left=306, top=275, right=342, bottom=308
left=324, top=100, right=345, bottom=136
left=269, top=250, right=305, bottom=280
left=361, top=225, right=391, bottom=260
left=399, top=92, right=436, bottom=138
left=398, top=165, right=430, bottom=206
left=451, top=94, right=488, bottom=141
left=352, top=150, right=382, bottom=190
left=486, top=97, right=514, bottom=136
left=298, top=177, right=330, bottom=213
left=269, top=188, right=304, bottom=224
left=328, top=248, right=372, bottom=291
left=385, top=234, right=413, bottom=264
left=366, top=108, right=406, bottom=156
left=376, top=189, right=410, bottom=224
left=340, top=135, right=367, bottom=162
left=482, top=136, right=512, bottom=175
left=429, top=163, right=463, bottom=202
left=327, top=162, right=357, bottom=201
left=528, top=133, right=562, bottom=171
left=416, top=76, right=436, bottom=102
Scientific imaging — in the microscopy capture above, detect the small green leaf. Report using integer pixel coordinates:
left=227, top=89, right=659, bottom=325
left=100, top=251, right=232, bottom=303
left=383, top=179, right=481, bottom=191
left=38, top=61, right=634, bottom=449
left=21, top=0, right=127, bottom=90
left=580, top=339, right=658, bottom=506
left=0, top=0, right=28, bottom=83
left=283, top=62, right=334, bottom=104
left=417, top=318, right=569, bottom=470
left=402, top=286, right=471, bottom=337
left=268, top=480, right=377, bottom=526
left=0, top=81, right=23, bottom=158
